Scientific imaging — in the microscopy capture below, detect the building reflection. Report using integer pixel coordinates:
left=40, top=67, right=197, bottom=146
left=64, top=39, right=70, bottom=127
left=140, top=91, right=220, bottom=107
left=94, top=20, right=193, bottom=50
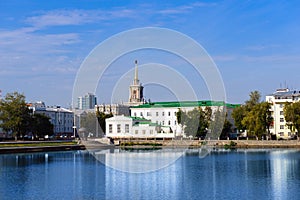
left=1, top=149, right=300, bottom=199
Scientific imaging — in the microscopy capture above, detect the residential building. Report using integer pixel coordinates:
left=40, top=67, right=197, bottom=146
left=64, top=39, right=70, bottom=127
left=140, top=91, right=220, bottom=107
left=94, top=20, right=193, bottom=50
left=29, top=102, right=74, bottom=136
left=77, top=93, right=97, bottom=110
left=266, top=88, right=300, bottom=139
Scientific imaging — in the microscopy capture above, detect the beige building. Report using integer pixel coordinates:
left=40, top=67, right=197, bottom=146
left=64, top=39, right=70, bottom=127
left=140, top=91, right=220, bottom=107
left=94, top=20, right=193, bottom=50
left=266, top=88, right=300, bottom=139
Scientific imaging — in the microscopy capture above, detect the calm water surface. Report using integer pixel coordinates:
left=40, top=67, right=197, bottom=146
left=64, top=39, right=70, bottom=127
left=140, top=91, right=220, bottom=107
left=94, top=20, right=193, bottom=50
left=1, top=149, right=300, bottom=200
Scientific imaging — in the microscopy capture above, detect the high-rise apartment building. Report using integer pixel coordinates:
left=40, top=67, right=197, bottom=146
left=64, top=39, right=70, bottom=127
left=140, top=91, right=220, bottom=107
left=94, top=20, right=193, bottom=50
left=77, top=93, right=97, bottom=110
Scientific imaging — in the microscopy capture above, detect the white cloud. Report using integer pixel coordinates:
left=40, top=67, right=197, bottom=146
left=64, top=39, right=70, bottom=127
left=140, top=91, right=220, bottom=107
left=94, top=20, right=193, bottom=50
left=158, top=2, right=217, bottom=15
left=25, top=9, right=136, bottom=28
left=242, top=55, right=300, bottom=62
left=0, top=26, right=82, bottom=77
left=245, top=44, right=280, bottom=51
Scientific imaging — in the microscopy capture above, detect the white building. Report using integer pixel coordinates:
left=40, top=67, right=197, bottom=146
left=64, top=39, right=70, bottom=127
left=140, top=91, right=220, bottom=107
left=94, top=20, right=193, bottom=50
left=130, top=101, right=238, bottom=137
left=266, top=88, right=300, bottom=139
left=104, top=60, right=239, bottom=139
left=29, top=102, right=74, bottom=136
left=105, top=115, right=174, bottom=138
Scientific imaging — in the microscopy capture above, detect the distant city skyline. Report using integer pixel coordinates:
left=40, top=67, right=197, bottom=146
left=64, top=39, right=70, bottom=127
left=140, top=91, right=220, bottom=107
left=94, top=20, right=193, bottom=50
left=0, top=0, right=299, bottom=106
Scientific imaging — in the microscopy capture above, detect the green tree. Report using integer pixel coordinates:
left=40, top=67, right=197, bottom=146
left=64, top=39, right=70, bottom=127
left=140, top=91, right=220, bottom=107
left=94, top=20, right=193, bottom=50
left=232, top=106, right=246, bottom=131
left=31, top=113, right=54, bottom=138
left=204, top=106, right=212, bottom=125
left=232, top=91, right=273, bottom=139
left=245, top=90, right=261, bottom=110
left=176, top=108, right=188, bottom=128
left=183, top=108, right=200, bottom=137
left=242, top=102, right=272, bottom=138
left=209, top=109, right=224, bottom=139
left=221, top=118, right=233, bottom=139
left=180, top=107, right=209, bottom=138
left=284, top=101, right=300, bottom=137
left=176, top=108, right=183, bottom=124
left=0, top=92, right=31, bottom=139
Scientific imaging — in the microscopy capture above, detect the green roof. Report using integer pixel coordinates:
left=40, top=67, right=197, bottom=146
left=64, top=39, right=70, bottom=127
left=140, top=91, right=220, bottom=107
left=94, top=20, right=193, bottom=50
left=131, top=101, right=240, bottom=109
left=133, top=121, right=159, bottom=126
left=129, top=116, right=147, bottom=120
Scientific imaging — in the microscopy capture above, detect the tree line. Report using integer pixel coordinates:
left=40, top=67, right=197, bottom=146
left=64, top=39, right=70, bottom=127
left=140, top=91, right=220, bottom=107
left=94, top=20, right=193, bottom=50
left=176, top=106, right=232, bottom=139
left=232, top=90, right=300, bottom=139
left=0, top=91, right=113, bottom=140
left=231, top=91, right=272, bottom=139
left=2, top=90, right=300, bottom=140
left=0, top=92, right=53, bottom=140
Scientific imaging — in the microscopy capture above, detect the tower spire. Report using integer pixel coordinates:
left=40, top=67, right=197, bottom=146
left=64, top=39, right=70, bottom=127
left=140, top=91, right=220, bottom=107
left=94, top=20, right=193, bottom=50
left=134, top=60, right=139, bottom=85
left=129, top=60, right=144, bottom=105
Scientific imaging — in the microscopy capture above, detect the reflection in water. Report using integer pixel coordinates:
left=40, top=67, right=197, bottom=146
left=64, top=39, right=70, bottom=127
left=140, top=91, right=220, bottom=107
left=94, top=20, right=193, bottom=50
left=0, top=149, right=300, bottom=200
left=270, top=150, right=300, bottom=199
left=92, top=148, right=185, bottom=173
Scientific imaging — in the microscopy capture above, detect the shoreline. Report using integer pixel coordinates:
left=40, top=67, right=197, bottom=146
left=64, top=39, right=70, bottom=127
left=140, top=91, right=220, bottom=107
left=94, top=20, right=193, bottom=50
left=1, top=139, right=300, bottom=154
left=0, top=144, right=86, bottom=154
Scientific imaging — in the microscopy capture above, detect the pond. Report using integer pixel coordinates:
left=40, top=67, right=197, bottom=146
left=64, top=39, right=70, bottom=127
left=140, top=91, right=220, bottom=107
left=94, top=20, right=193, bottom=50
left=1, top=148, right=300, bottom=200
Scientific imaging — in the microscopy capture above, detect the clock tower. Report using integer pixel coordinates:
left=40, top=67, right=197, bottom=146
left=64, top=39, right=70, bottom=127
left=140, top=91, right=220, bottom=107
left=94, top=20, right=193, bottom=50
left=129, top=60, right=144, bottom=105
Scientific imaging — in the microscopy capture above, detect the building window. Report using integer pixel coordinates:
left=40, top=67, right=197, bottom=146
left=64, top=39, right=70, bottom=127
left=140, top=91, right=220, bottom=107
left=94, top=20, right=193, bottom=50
left=174, top=120, right=177, bottom=125
left=280, top=118, right=284, bottom=122
left=168, top=112, right=171, bottom=116
left=117, top=124, right=121, bottom=133
left=109, top=124, right=112, bottom=133
left=125, top=124, right=129, bottom=133
left=280, top=111, right=284, bottom=115
left=279, top=104, right=284, bottom=108
left=288, top=132, right=291, bottom=136
left=162, top=121, right=165, bottom=125
left=135, top=130, right=138, bottom=134
left=156, top=112, right=159, bottom=116
left=140, top=112, right=143, bottom=117
left=174, top=111, right=177, bottom=116
left=142, top=130, right=146, bottom=135
left=280, top=125, right=284, bottom=129
left=147, top=112, right=151, bottom=116
left=162, top=112, right=165, bottom=116
left=134, top=112, right=137, bottom=117
left=168, top=120, right=171, bottom=125
left=279, top=132, right=284, bottom=136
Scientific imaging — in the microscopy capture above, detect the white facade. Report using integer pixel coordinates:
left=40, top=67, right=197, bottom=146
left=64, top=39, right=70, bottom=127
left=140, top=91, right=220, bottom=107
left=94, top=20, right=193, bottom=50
left=130, top=101, right=234, bottom=137
left=105, top=115, right=174, bottom=138
left=130, top=107, right=183, bottom=136
left=266, top=88, right=300, bottom=139
left=106, top=115, right=132, bottom=138
left=29, top=102, right=74, bottom=135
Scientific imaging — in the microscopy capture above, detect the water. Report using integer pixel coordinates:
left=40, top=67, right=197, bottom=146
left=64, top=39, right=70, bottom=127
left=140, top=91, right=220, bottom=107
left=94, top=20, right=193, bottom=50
left=1, top=149, right=300, bottom=200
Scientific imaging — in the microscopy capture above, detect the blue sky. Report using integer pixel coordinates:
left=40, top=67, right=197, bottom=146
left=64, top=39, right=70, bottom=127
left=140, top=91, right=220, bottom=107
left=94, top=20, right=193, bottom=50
left=0, top=0, right=299, bottom=107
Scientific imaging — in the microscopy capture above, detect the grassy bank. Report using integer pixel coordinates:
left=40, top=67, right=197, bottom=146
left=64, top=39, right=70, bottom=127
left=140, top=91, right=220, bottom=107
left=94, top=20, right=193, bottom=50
left=0, top=141, right=77, bottom=148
